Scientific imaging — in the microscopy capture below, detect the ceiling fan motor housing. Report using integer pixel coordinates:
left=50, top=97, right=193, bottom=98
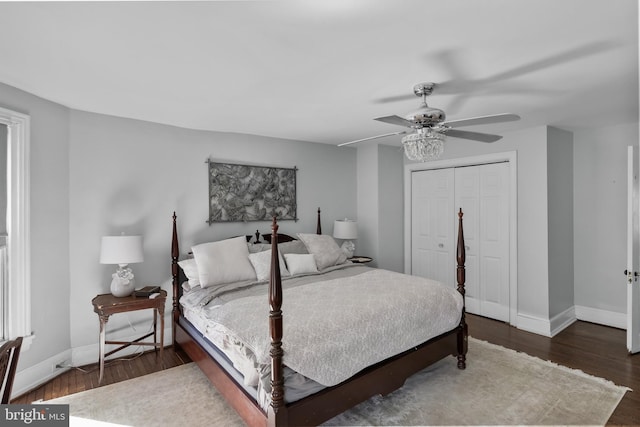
left=405, top=106, right=446, bottom=127
left=407, top=82, right=446, bottom=127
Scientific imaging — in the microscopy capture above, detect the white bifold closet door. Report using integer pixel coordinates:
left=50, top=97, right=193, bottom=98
left=411, top=162, right=510, bottom=322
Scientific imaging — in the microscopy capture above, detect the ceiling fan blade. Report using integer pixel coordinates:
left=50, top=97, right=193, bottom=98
left=374, top=115, right=416, bottom=128
left=338, top=131, right=407, bottom=147
left=484, top=40, right=615, bottom=84
left=444, top=113, right=520, bottom=128
left=444, top=129, right=502, bottom=143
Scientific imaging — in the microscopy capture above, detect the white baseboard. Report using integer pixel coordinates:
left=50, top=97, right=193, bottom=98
left=12, top=349, right=73, bottom=400
left=517, top=313, right=553, bottom=337
left=516, top=305, right=625, bottom=338
left=516, top=307, right=577, bottom=338
left=13, top=326, right=173, bottom=401
left=575, top=305, right=626, bottom=330
left=550, top=306, right=577, bottom=336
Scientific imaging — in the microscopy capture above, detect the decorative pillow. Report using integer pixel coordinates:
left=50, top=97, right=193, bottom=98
left=248, top=249, right=290, bottom=282
left=297, top=233, right=348, bottom=270
left=278, top=240, right=308, bottom=255
left=177, top=258, right=200, bottom=290
left=247, top=243, right=270, bottom=253
left=284, top=253, right=318, bottom=275
left=191, top=236, right=257, bottom=287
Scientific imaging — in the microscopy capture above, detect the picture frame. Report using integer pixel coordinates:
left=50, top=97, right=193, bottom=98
left=207, top=159, right=298, bottom=224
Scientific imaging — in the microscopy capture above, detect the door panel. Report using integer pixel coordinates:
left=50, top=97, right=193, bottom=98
left=479, top=163, right=510, bottom=321
left=455, top=163, right=509, bottom=322
left=411, top=169, right=455, bottom=286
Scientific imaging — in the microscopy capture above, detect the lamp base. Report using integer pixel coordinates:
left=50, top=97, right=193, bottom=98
left=110, top=266, right=136, bottom=297
left=341, top=241, right=355, bottom=259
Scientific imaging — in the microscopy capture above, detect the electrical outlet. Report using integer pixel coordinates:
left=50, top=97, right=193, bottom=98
left=54, top=359, right=70, bottom=370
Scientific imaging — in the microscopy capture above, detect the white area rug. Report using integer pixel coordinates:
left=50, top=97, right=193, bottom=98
left=48, top=338, right=629, bottom=426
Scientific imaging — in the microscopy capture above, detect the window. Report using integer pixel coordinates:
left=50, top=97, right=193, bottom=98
left=0, top=107, right=31, bottom=349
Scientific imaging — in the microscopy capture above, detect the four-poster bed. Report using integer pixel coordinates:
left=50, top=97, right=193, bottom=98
left=170, top=208, right=468, bottom=427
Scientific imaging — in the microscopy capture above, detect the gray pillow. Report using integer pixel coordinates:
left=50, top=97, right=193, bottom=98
left=297, top=233, right=347, bottom=270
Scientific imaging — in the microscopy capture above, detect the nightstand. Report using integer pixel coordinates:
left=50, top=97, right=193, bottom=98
left=91, top=290, right=166, bottom=384
left=349, top=256, right=373, bottom=264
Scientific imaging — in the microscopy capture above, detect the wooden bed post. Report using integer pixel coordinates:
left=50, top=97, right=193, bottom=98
left=171, top=212, right=180, bottom=345
left=268, top=217, right=287, bottom=426
left=316, top=207, right=322, bottom=235
left=456, top=208, right=468, bottom=369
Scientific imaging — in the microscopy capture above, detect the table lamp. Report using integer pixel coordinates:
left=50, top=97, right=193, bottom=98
left=333, top=219, right=357, bottom=258
left=100, top=235, right=144, bottom=297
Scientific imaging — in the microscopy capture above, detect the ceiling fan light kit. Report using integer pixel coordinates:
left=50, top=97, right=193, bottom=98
left=402, top=128, right=445, bottom=162
left=340, top=82, right=520, bottom=162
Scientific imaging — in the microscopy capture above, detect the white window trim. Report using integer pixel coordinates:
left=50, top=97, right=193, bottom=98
left=0, top=106, right=32, bottom=350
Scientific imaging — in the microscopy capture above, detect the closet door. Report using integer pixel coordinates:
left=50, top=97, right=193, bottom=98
left=411, top=168, right=455, bottom=286
left=455, top=163, right=510, bottom=322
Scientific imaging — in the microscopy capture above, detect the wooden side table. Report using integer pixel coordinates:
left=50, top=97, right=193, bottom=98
left=91, top=290, right=166, bottom=384
left=349, top=256, right=373, bottom=264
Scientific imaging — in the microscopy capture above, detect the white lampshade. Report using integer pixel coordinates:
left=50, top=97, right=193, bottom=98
left=333, top=219, right=358, bottom=240
left=99, top=235, right=144, bottom=265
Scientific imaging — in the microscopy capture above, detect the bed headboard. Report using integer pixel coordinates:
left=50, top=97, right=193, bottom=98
left=170, top=207, right=324, bottom=334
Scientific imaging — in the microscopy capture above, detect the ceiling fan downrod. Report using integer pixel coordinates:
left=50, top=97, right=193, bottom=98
left=407, top=82, right=446, bottom=126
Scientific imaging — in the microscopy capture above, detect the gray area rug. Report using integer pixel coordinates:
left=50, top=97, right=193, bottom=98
left=48, top=338, right=629, bottom=426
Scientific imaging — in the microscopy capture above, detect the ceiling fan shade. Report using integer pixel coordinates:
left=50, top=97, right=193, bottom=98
left=402, top=129, right=446, bottom=162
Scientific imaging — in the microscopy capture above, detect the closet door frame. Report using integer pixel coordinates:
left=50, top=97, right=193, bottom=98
left=404, top=151, right=518, bottom=325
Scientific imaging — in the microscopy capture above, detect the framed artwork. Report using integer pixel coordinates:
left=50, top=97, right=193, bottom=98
left=207, top=160, right=298, bottom=224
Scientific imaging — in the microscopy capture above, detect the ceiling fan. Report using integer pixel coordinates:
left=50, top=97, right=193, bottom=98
left=339, top=82, right=520, bottom=161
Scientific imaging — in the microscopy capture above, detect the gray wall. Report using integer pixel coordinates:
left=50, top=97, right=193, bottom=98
left=355, top=144, right=404, bottom=273
left=377, top=145, right=404, bottom=272
left=357, top=144, right=379, bottom=266
left=68, top=110, right=358, bottom=350
left=0, top=80, right=356, bottom=386
left=574, top=122, right=639, bottom=318
left=547, top=126, right=574, bottom=319
left=0, top=82, right=71, bottom=369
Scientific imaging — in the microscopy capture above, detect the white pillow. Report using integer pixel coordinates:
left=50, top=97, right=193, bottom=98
left=177, top=258, right=200, bottom=290
left=296, top=233, right=347, bottom=270
left=248, top=249, right=290, bottom=282
left=284, top=253, right=318, bottom=275
left=192, top=236, right=257, bottom=287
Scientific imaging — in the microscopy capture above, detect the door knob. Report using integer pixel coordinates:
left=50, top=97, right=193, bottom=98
left=624, top=270, right=639, bottom=283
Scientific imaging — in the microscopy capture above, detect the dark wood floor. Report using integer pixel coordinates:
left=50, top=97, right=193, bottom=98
left=12, top=314, right=640, bottom=425
left=11, top=345, right=192, bottom=404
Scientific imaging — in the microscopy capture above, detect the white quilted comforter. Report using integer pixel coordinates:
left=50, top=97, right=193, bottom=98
left=199, top=268, right=463, bottom=387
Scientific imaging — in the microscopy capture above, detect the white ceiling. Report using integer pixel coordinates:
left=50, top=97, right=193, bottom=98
left=0, top=0, right=637, bottom=146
